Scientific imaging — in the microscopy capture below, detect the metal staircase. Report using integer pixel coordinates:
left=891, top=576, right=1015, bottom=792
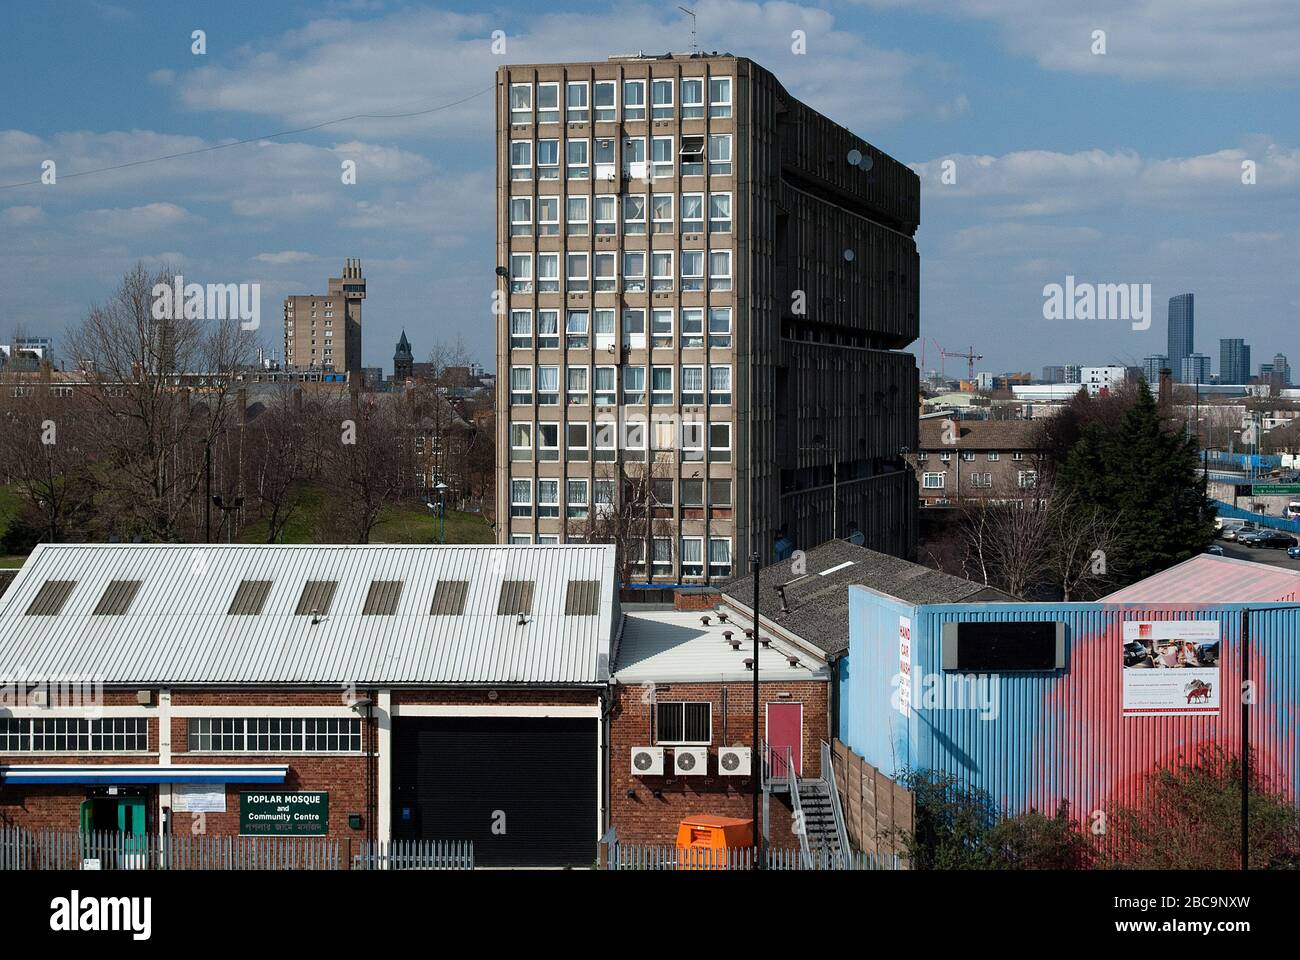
left=760, top=739, right=853, bottom=869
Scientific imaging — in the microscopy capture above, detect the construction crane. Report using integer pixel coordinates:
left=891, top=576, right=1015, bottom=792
left=938, top=343, right=984, bottom=383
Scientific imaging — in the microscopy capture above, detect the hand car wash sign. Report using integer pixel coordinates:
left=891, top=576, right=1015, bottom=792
left=240, top=792, right=328, bottom=836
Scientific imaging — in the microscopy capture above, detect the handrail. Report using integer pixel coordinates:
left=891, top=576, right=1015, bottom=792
left=787, top=746, right=812, bottom=868
left=821, top=740, right=851, bottom=868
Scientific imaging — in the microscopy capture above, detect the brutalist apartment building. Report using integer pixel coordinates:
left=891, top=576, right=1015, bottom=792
left=495, top=53, right=919, bottom=580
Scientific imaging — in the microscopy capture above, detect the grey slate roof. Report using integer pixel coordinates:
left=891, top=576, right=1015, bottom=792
left=722, top=540, right=1015, bottom=656
left=0, top=543, right=616, bottom=686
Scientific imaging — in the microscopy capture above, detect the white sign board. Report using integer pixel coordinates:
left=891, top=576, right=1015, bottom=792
left=897, top=616, right=913, bottom=717
left=1122, top=620, right=1221, bottom=717
left=171, top=784, right=228, bottom=813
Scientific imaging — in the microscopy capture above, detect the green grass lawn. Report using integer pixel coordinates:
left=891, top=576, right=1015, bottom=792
left=0, top=481, right=493, bottom=559
left=235, top=484, right=493, bottom=545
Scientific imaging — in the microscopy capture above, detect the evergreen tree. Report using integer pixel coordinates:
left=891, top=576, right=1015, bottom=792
left=1056, top=379, right=1215, bottom=585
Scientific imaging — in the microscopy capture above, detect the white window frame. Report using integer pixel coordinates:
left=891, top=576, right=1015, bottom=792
left=509, top=196, right=532, bottom=236
left=623, top=79, right=646, bottom=120
left=651, top=78, right=674, bottom=119
left=594, top=364, right=617, bottom=405
left=567, top=364, right=589, bottom=405
left=510, top=478, right=533, bottom=517
left=651, top=251, right=674, bottom=292
left=651, top=135, right=674, bottom=178
left=566, top=81, right=589, bottom=122
left=536, top=365, right=560, bottom=405
left=708, top=307, right=732, bottom=348
left=509, top=421, right=533, bottom=461
left=708, top=537, right=732, bottom=577
left=709, top=249, right=732, bottom=291
left=536, top=81, right=560, bottom=123
left=708, top=134, right=733, bottom=176
left=594, top=80, right=617, bottom=122
left=537, top=195, right=560, bottom=236
left=509, top=83, right=533, bottom=124
left=566, top=254, right=589, bottom=293
left=681, top=192, right=704, bottom=232
left=509, top=140, right=532, bottom=180
left=651, top=193, right=674, bottom=233
left=709, top=192, right=732, bottom=233
left=537, top=478, right=560, bottom=517
left=566, top=194, right=589, bottom=236
left=681, top=77, right=705, bottom=118
left=536, top=138, right=560, bottom=180
left=537, top=422, right=560, bottom=462
left=681, top=364, right=704, bottom=405
left=537, top=310, right=560, bottom=349
left=622, top=193, right=647, bottom=235
left=709, top=365, right=732, bottom=405
left=651, top=365, right=673, bottom=406
left=567, top=478, right=590, bottom=519
left=565, top=308, right=589, bottom=348
left=594, top=254, right=616, bottom=293
left=567, top=138, right=589, bottom=179
left=509, top=253, right=533, bottom=293
left=594, top=194, right=618, bottom=235
left=509, top=309, right=532, bottom=350
left=709, top=76, right=732, bottom=118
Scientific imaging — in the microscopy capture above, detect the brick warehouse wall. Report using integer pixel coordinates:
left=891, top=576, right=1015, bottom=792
left=607, top=680, right=829, bottom=847
left=0, top=687, right=601, bottom=837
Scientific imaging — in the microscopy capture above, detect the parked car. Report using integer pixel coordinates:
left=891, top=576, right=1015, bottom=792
left=1205, top=544, right=1225, bottom=556
left=1221, top=522, right=1257, bottom=541
left=1288, top=545, right=1300, bottom=559
left=1239, top=530, right=1297, bottom=549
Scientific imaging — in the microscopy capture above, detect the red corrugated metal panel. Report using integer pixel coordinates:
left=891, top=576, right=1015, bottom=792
left=1103, top=555, right=1300, bottom=604
left=913, top=603, right=1299, bottom=824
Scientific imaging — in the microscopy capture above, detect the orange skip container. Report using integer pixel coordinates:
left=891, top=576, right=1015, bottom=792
left=675, top=815, right=754, bottom=869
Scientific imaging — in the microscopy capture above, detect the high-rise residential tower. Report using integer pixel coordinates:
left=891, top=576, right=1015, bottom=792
left=1167, top=293, right=1193, bottom=382
left=494, top=54, right=920, bottom=578
left=1219, top=338, right=1250, bottom=385
left=283, top=258, right=366, bottom=378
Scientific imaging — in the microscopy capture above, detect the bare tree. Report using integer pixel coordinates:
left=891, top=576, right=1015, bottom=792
left=959, top=481, right=1054, bottom=598
left=243, top=385, right=325, bottom=542
left=568, top=455, right=674, bottom=584
left=318, top=389, right=406, bottom=543
left=0, top=373, right=97, bottom=544
left=62, top=263, right=255, bottom=541
left=1048, top=492, right=1124, bottom=601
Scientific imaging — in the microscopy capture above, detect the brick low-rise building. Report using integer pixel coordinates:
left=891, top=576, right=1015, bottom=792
left=908, top=418, right=1048, bottom=506
left=0, top=542, right=618, bottom=867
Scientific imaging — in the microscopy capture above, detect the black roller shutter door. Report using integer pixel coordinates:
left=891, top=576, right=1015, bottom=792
left=392, top=715, right=597, bottom=867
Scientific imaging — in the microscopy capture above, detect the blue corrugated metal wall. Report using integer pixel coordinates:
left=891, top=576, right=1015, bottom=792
left=843, top=590, right=1300, bottom=820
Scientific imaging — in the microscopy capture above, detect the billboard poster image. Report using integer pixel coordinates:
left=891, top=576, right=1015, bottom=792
left=1121, top=620, right=1221, bottom=717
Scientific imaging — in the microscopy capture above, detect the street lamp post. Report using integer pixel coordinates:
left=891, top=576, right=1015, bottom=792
left=211, top=495, right=243, bottom=544
left=427, top=483, right=450, bottom=544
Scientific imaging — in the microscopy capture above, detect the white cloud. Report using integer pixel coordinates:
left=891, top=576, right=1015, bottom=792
left=855, top=0, right=1300, bottom=83
left=254, top=250, right=318, bottom=265
left=2, top=206, right=43, bottom=225
left=170, top=1, right=941, bottom=135
left=81, top=202, right=191, bottom=233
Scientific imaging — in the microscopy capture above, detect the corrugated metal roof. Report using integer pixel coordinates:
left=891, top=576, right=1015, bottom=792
left=1102, top=554, right=1300, bottom=603
left=0, top=543, right=617, bottom=685
left=614, top=609, right=827, bottom=683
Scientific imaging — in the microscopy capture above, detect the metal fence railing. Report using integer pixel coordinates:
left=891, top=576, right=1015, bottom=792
left=603, top=843, right=898, bottom=871
left=0, top=826, right=472, bottom=871
left=354, top=839, right=474, bottom=870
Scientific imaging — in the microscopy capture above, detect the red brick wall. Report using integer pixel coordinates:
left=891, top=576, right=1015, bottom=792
left=0, top=687, right=598, bottom=837
left=607, top=680, right=829, bottom=847
left=674, top=590, right=721, bottom=612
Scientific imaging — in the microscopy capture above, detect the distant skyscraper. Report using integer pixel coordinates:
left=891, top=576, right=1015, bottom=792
left=283, top=258, right=366, bottom=377
left=1181, top=353, right=1211, bottom=385
left=1167, top=293, right=1194, bottom=382
left=1219, top=338, right=1250, bottom=384
left=1042, top=365, right=1066, bottom=383
left=1272, top=353, right=1291, bottom=387
left=393, top=330, right=413, bottom=382
left=1142, top=354, right=1168, bottom=384
left=1064, top=365, right=1081, bottom=384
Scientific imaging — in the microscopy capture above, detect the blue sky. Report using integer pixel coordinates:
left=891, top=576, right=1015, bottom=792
left=3, top=0, right=1298, bottom=375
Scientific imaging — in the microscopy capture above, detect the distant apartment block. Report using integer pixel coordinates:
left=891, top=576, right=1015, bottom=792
left=1219, top=338, right=1250, bottom=385
left=283, top=258, right=365, bottom=378
left=1142, top=354, right=1168, bottom=384
left=494, top=54, right=920, bottom=576
left=1181, top=353, right=1211, bottom=385
left=1167, top=293, right=1194, bottom=381
left=1082, top=365, right=1127, bottom=396
left=909, top=420, right=1046, bottom=507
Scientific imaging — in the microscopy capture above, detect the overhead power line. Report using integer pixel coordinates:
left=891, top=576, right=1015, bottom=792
left=0, top=85, right=493, bottom=191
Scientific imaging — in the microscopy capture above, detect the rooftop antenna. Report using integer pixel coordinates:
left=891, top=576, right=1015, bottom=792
left=678, top=5, right=697, bottom=55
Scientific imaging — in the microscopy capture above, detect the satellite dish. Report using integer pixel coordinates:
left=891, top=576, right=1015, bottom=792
left=847, top=148, right=862, bottom=166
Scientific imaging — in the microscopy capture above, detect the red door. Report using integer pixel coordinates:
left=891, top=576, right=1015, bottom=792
left=765, top=702, right=804, bottom=778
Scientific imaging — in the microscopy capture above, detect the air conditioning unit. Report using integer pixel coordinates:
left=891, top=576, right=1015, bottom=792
left=630, top=746, right=664, bottom=776
left=717, top=746, right=751, bottom=776
left=673, top=747, right=708, bottom=776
